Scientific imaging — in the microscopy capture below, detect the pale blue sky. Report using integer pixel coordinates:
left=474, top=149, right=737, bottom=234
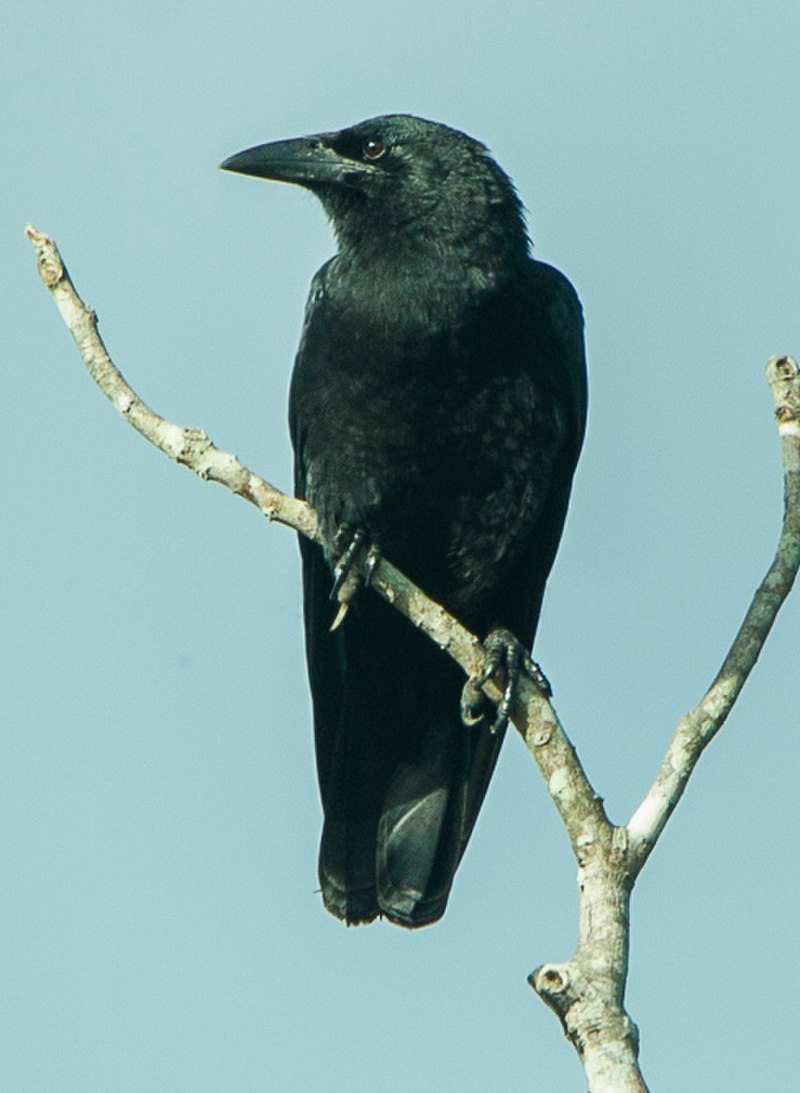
left=3, top=2, right=799, bottom=1089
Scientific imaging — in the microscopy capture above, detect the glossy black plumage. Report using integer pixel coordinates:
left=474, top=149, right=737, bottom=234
left=222, top=114, right=587, bottom=926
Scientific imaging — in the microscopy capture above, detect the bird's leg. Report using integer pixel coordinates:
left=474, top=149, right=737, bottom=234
left=461, top=627, right=551, bottom=734
left=362, top=543, right=382, bottom=588
left=329, top=527, right=381, bottom=630
left=330, top=527, right=367, bottom=597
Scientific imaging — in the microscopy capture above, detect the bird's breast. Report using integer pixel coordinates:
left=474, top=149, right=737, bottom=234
left=288, top=263, right=568, bottom=608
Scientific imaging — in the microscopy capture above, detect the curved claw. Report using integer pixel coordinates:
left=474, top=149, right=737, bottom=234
left=327, top=528, right=382, bottom=630
left=460, top=678, right=485, bottom=726
left=363, top=543, right=382, bottom=588
left=330, top=528, right=368, bottom=599
left=467, top=627, right=551, bottom=734
left=524, top=656, right=552, bottom=697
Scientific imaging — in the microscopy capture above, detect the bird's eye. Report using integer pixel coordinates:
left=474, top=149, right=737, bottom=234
left=362, top=138, right=387, bottom=161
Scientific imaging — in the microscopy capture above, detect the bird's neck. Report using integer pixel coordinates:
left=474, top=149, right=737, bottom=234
left=332, top=231, right=527, bottom=319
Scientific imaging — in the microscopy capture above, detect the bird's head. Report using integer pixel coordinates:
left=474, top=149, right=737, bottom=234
left=221, top=114, right=529, bottom=265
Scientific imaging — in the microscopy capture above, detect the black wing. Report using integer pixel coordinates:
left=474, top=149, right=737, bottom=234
left=290, top=258, right=586, bottom=926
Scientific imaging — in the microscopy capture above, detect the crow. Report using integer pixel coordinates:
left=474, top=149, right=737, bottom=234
left=222, top=114, right=587, bottom=927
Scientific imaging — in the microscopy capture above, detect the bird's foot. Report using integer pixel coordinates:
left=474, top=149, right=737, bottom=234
left=329, top=527, right=381, bottom=630
left=460, top=627, right=551, bottom=733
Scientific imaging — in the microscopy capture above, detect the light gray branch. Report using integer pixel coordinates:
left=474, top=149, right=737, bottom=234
left=27, top=223, right=799, bottom=1093
left=23, top=224, right=600, bottom=843
left=626, top=355, right=800, bottom=869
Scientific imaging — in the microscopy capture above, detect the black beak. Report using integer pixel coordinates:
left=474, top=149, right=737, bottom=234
left=220, top=135, right=367, bottom=189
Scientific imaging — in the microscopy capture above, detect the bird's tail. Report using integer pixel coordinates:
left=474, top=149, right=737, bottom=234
left=301, top=535, right=506, bottom=928
left=316, top=618, right=504, bottom=927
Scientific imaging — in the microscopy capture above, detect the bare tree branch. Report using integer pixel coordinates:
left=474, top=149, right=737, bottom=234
left=23, top=223, right=600, bottom=845
left=626, top=355, right=800, bottom=869
left=27, top=223, right=799, bottom=1093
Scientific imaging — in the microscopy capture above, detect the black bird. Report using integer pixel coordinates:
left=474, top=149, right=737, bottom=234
left=222, top=115, right=587, bottom=927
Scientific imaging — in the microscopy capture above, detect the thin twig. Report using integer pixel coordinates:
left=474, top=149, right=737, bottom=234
left=627, top=355, right=800, bottom=869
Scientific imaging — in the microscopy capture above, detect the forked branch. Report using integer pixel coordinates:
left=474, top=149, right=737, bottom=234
left=27, top=224, right=799, bottom=1093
